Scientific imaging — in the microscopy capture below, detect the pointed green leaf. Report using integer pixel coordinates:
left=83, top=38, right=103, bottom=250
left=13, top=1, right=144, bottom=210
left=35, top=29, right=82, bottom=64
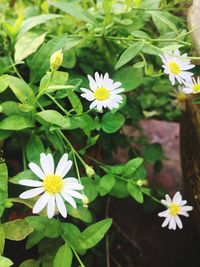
left=115, top=41, right=144, bottom=70
left=53, top=243, right=73, bottom=267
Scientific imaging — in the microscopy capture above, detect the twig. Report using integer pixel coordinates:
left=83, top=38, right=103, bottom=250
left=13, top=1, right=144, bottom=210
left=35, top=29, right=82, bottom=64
left=113, top=221, right=142, bottom=252
left=105, top=196, right=111, bottom=267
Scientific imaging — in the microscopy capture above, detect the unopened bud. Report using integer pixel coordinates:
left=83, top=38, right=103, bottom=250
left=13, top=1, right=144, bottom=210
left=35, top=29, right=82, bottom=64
left=50, top=49, right=63, bottom=70
left=82, top=195, right=89, bottom=208
left=136, top=179, right=148, bottom=187
left=5, top=199, right=13, bottom=208
left=85, top=165, right=95, bottom=178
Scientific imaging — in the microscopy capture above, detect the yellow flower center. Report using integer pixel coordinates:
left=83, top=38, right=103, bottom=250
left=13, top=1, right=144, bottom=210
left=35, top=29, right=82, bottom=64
left=193, top=84, right=200, bottom=93
left=169, top=61, right=181, bottom=75
left=43, top=174, right=63, bottom=194
left=176, top=92, right=187, bottom=103
left=169, top=203, right=180, bottom=216
left=94, top=87, right=109, bottom=101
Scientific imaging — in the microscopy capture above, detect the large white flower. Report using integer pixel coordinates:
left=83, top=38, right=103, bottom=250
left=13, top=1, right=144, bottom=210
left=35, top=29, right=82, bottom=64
left=19, top=153, right=84, bottom=219
left=160, top=49, right=194, bottom=85
left=80, top=72, right=124, bottom=111
left=183, top=77, right=200, bottom=94
left=158, top=191, right=193, bottom=230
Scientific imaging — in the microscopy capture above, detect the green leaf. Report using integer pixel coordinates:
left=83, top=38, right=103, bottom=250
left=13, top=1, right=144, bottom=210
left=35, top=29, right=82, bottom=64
left=15, top=32, right=47, bottom=62
left=0, top=224, right=5, bottom=254
left=147, top=11, right=178, bottom=33
left=0, top=76, right=9, bottom=93
left=115, top=42, right=144, bottom=70
left=127, top=182, right=144, bottom=203
left=67, top=91, right=83, bottom=114
left=0, top=115, right=33, bottom=130
left=18, top=14, right=61, bottom=37
left=81, top=177, right=98, bottom=202
left=101, top=112, right=125, bottom=133
left=61, top=223, right=81, bottom=249
left=19, top=259, right=40, bottom=267
left=25, top=216, right=60, bottom=239
left=49, top=1, right=96, bottom=25
left=26, top=135, right=44, bottom=163
left=53, top=243, right=73, bottom=267
left=10, top=169, right=37, bottom=185
left=67, top=205, right=92, bottom=223
left=98, top=174, right=115, bottom=196
left=36, top=110, right=70, bottom=129
left=113, top=67, right=143, bottom=92
left=123, top=158, right=144, bottom=177
left=103, top=0, right=115, bottom=16
left=110, top=179, right=129, bottom=198
left=4, top=75, right=35, bottom=104
left=29, top=34, right=69, bottom=83
left=3, top=219, right=33, bottom=241
left=69, top=114, right=97, bottom=132
left=0, top=256, right=13, bottom=267
left=0, top=163, right=8, bottom=217
left=77, top=218, right=112, bottom=250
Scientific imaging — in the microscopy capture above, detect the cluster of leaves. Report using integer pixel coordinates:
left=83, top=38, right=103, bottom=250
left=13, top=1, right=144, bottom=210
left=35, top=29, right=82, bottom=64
left=0, top=0, right=192, bottom=266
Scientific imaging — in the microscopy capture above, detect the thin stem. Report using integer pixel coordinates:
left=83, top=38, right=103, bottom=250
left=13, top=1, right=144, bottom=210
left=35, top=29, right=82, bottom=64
left=70, top=245, right=85, bottom=267
left=57, top=130, right=87, bottom=168
left=47, top=93, right=68, bottom=115
left=8, top=54, right=24, bottom=80
left=105, top=196, right=111, bottom=267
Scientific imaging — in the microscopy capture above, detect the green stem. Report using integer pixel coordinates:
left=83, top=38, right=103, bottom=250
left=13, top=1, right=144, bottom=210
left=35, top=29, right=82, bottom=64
left=8, top=54, right=24, bottom=81
left=47, top=93, right=68, bottom=115
left=57, top=130, right=87, bottom=168
left=70, top=245, right=85, bottom=267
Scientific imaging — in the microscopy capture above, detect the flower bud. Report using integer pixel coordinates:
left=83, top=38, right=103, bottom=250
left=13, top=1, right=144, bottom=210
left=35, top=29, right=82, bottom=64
left=50, top=49, right=63, bottom=70
left=136, top=179, right=148, bottom=187
left=82, top=195, right=89, bottom=208
left=5, top=199, right=13, bottom=208
left=85, top=165, right=95, bottom=177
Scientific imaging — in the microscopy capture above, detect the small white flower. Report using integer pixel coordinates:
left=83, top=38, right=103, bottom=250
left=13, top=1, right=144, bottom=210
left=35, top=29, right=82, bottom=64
left=158, top=191, right=193, bottom=230
left=80, top=72, right=124, bottom=111
left=183, top=77, right=200, bottom=94
left=160, top=49, right=194, bottom=85
left=19, top=153, right=84, bottom=219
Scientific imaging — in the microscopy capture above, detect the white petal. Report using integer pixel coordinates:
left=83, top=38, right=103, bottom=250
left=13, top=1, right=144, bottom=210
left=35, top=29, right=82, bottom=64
left=172, top=191, right=181, bottom=203
left=66, top=182, right=84, bottom=190
left=165, top=194, right=172, bottom=205
left=169, top=74, right=175, bottom=85
left=95, top=72, right=102, bottom=87
left=47, top=195, right=55, bottom=218
left=175, top=215, right=183, bottom=229
left=29, top=163, right=45, bottom=179
left=110, top=88, right=124, bottom=94
left=89, top=100, right=98, bottom=109
left=181, top=205, right=193, bottom=212
left=32, top=192, right=51, bottom=213
left=158, top=209, right=168, bottom=217
left=161, top=215, right=171, bottom=228
left=40, top=153, right=54, bottom=176
left=88, top=75, right=97, bottom=91
left=19, top=187, right=44, bottom=199
left=55, top=153, right=73, bottom=177
left=169, top=217, right=176, bottom=230
left=61, top=192, right=77, bottom=209
left=179, top=210, right=189, bottom=217
left=65, top=189, right=84, bottom=199
left=55, top=194, right=67, bottom=218
left=64, top=177, right=79, bottom=183
left=19, top=179, right=43, bottom=187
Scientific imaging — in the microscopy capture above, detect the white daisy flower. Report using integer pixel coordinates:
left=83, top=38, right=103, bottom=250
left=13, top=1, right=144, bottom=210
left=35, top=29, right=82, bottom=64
left=19, top=153, right=84, bottom=219
left=80, top=72, right=124, bottom=111
left=183, top=77, right=200, bottom=94
left=158, top=191, right=193, bottom=230
left=160, top=49, right=195, bottom=85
